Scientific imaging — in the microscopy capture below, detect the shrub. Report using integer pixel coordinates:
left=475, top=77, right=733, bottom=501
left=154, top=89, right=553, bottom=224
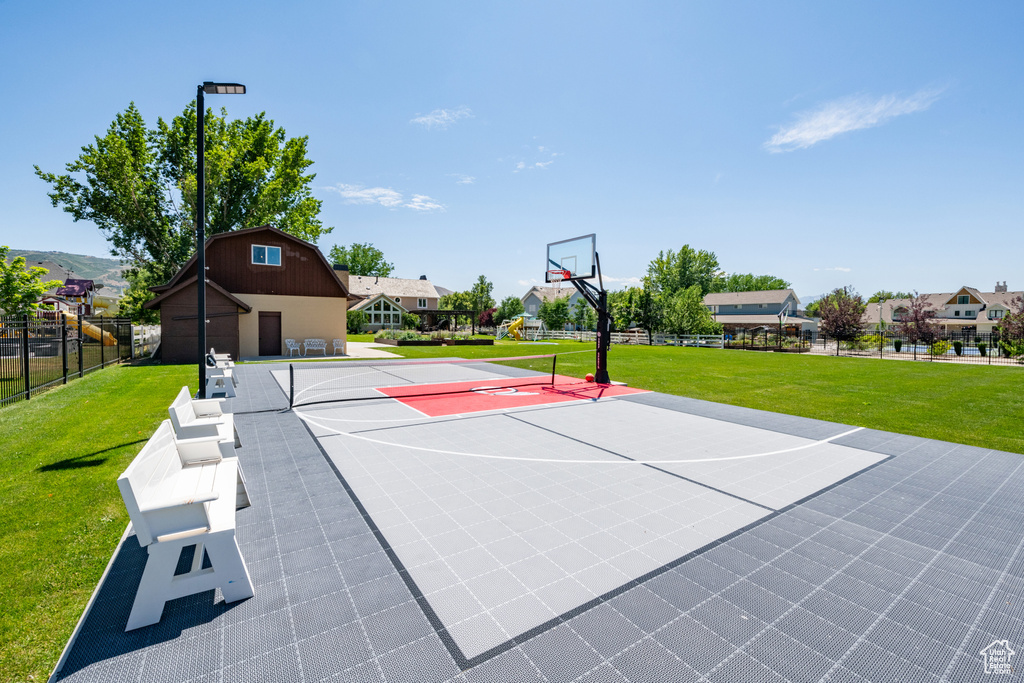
left=347, top=310, right=367, bottom=334
left=401, top=313, right=420, bottom=330
left=953, top=340, right=963, bottom=356
left=893, top=339, right=903, bottom=353
left=378, top=329, right=424, bottom=341
left=978, top=341, right=987, bottom=357
left=929, top=340, right=951, bottom=356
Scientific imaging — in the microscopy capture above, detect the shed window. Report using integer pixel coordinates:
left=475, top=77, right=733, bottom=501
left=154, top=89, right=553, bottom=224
left=252, top=245, right=281, bottom=266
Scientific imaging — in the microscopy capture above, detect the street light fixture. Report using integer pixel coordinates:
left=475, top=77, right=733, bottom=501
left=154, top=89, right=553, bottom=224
left=196, top=81, right=246, bottom=399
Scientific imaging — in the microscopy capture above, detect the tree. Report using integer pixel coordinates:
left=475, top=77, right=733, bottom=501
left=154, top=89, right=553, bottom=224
left=895, top=292, right=940, bottom=348
left=469, top=275, right=495, bottom=313
left=347, top=309, right=367, bottom=334
left=804, top=297, right=824, bottom=318
left=35, top=102, right=330, bottom=319
left=478, top=307, right=497, bottom=327
left=663, top=285, right=723, bottom=335
left=494, top=295, right=524, bottom=325
left=647, top=246, right=723, bottom=297
left=571, top=298, right=596, bottom=331
left=328, top=243, right=394, bottom=277
left=999, top=295, right=1024, bottom=338
left=438, top=291, right=474, bottom=311
left=817, top=286, right=866, bottom=341
left=868, top=290, right=913, bottom=303
left=0, top=247, right=60, bottom=316
left=717, top=273, right=791, bottom=293
left=537, top=297, right=571, bottom=331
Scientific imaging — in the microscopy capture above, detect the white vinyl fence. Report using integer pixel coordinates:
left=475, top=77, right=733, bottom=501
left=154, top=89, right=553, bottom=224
left=535, top=330, right=723, bottom=348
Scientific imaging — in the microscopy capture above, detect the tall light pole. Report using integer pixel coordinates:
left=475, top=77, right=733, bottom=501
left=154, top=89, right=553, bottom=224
left=196, top=81, right=245, bottom=398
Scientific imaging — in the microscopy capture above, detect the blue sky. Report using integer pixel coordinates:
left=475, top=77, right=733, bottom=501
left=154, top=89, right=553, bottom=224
left=1, top=1, right=1021, bottom=302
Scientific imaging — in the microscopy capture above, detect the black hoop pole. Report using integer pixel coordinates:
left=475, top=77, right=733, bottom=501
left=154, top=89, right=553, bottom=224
left=289, top=363, right=295, bottom=407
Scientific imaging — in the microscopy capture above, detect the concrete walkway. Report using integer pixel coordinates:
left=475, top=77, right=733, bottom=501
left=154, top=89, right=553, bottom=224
left=240, top=341, right=401, bottom=363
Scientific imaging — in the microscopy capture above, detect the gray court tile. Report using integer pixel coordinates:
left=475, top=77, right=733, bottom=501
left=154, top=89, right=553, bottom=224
left=570, top=602, right=647, bottom=660
left=520, top=623, right=603, bottom=682
left=610, top=638, right=700, bottom=683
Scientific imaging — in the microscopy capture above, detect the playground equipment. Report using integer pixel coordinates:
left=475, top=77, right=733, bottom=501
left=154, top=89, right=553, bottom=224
left=66, top=313, right=117, bottom=346
left=498, top=316, right=526, bottom=341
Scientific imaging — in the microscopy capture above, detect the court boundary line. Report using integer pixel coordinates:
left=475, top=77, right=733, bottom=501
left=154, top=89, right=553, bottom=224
left=296, top=410, right=898, bottom=671
left=296, top=409, right=863, bottom=465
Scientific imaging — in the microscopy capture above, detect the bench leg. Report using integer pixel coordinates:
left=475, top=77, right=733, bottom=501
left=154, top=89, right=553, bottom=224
left=125, top=542, right=181, bottom=630
left=204, top=533, right=254, bottom=604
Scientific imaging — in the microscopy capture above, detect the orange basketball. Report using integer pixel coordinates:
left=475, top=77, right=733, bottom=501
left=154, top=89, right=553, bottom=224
left=585, top=373, right=595, bottom=382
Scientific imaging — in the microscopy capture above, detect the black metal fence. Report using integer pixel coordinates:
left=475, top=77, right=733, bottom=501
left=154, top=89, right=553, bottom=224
left=1, top=312, right=134, bottom=406
left=723, top=328, right=814, bottom=352
left=814, top=331, right=1023, bottom=366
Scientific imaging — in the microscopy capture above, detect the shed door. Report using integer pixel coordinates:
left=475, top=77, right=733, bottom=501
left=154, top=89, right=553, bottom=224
left=258, top=312, right=281, bottom=356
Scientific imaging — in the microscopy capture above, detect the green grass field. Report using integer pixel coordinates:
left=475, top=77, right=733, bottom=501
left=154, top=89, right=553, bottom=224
left=1, top=344, right=1021, bottom=681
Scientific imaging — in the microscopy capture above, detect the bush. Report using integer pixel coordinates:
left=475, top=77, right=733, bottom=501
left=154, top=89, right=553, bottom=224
left=953, top=340, right=963, bottom=356
left=929, top=340, right=952, bottom=356
left=978, top=341, right=987, bottom=357
left=401, top=313, right=420, bottom=330
left=893, top=339, right=903, bottom=353
left=347, top=310, right=367, bottom=334
left=378, top=329, right=425, bottom=341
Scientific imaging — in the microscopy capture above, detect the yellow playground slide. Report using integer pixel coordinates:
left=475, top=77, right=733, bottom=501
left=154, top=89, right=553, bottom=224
left=65, top=313, right=117, bottom=346
left=506, top=316, right=525, bottom=341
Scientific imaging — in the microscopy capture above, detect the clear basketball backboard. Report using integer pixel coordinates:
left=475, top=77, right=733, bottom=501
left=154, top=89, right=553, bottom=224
left=546, top=234, right=596, bottom=282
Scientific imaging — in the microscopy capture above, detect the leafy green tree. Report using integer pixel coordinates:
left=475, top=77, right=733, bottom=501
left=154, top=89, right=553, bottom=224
left=572, top=298, right=596, bottom=331
left=867, top=290, right=913, bottom=303
left=717, top=273, right=791, bottom=293
left=494, top=295, right=525, bottom=324
left=537, top=297, right=571, bottom=331
left=117, top=264, right=162, bottom=324
left=663, top=285, right=723, bottom=335
left=35, top=102, right=330, bottom=318
left=0, top=247, right=60, bottom=316
left=647, top=246, right=723, bottom=297
left=347, top=309, right=367, bottom=334
left=469, top=275, right=495, bottom=313
left=817, top=286, right=867, bottom=341
left=439, top=291, right=474, bottom=310
left=328, top=242, right=394, bottom=277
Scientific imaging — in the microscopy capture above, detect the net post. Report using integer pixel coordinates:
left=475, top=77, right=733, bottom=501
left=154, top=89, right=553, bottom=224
left=289, top=363, right=294, bottom=408
left=551, top=353, right=557, bottom=385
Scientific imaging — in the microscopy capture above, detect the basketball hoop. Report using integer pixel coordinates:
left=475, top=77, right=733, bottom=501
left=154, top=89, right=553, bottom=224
left=547, top=269, right=571, bottom=290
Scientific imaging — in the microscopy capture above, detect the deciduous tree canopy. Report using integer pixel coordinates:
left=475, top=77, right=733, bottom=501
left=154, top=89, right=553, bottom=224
left=817, top=286, right=866, bottom=341
left=328, top=243, right=393, bottom=277
left=0, top=247, right=60, bottom=316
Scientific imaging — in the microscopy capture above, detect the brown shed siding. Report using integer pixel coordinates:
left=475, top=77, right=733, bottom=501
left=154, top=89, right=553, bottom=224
left=177, top=233, right=345, bottom=298
left=157, top=281, right=242, bottom=364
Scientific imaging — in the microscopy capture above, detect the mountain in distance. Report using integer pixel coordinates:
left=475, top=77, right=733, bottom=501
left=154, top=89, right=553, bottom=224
left=6, top=249, right=128, bottom=293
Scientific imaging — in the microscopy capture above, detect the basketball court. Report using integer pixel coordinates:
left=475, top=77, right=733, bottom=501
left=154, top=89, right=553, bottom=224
left=272, top=358, right=889, bottom=662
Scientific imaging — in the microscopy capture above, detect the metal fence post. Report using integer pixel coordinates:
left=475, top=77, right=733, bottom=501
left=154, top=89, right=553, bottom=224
left=61, top=313, right=68, bottom=384
left=22, top=314, right=31, bottom=400
left=99, top=315, right=105, bottom=367
left=78, top=315, right=84, bottom=378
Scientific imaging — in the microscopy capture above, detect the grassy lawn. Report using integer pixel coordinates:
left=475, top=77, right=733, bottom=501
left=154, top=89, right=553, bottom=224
left=0, top=362, right=194, bottom=683
left=2, top=342, right=1021, bottom=680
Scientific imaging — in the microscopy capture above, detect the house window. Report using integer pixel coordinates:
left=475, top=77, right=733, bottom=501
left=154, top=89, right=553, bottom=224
left=252, top=245, right=281, bottom=266
left=957, top=295, right=969, bottom=305
left=965, top=310, right=975, bottom=318
left=893, top=307, right=907, bottom=321
left=394, top=298, right=401, bottom=303
left=990, top=310, right=1004, bottom=319
left=418, top=298, right=427, bottom=308
left=758, top=304, right=767, bottom=309
left=954, top=311, right=960, bottom=317
left=736, top=304, right=743, bottom=310
left=528, top=304, right=537, bottom=313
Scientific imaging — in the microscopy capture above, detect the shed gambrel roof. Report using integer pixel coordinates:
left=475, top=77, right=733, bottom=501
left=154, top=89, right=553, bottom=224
left=703, top=289, right=799, bottom=306
left=348, top=275, right=441, bottom=300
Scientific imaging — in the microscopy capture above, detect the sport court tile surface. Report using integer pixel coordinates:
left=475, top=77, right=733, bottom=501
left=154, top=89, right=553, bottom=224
left=53, top=361, right=1024, bottom=682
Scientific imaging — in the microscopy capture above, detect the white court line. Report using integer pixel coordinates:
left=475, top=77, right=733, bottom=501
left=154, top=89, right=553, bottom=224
left=296, top=409, right=864, bottom=465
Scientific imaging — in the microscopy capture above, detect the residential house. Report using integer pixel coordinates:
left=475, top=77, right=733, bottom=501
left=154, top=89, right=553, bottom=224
left=144, top=225, right=358, bottom=362
left=347, top=275, right=446, bottom=331
left=704, top=289, right=818, bottom=337
left=54, top=279, right=99, bottom=315
left=520, top=286, right=585, bottom=318
left=863, top=283, right=1021, bottom=335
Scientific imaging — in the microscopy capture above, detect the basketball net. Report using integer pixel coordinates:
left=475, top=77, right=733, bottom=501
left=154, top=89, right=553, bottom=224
left=548, top=269, right=570, bottom=291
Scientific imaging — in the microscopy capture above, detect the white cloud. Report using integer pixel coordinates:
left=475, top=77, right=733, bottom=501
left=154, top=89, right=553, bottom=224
left=534, top=161, right=553, bottom=169
left=449, top=174, right=475, bottom=185
left=517, top=278, right=540, bottom=287
left=410, top=106, right=473, bottom=130
left=514, top=161, right=526, bottom=173
left=764, top=88, right=943, bottom=153
left=603, top=275, right=643, bottom=286
left=327, top=184, right=445, bottom=212
left=813, top=266, right=852, bottom=272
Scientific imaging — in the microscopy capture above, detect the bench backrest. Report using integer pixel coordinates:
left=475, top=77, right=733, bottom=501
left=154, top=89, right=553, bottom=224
left=168, top=386, right=196, bottom=431
left=117, top=420, right=191, bottom=546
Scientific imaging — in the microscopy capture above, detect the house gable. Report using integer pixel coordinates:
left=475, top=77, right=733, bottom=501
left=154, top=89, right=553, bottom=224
left=156, top=225, right=352, bottom=299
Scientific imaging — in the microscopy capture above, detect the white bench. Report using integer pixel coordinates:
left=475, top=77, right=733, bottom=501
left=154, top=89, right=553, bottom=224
left=117, top=420, right=253, bottom=630
left=303, top=338, right=327, bottom=356
left=285, top=339, right=302, bottom=357
left=332, top=338, right=346, bottom=355
left=206, top=350, right=237, bottom=396
left=169, top=386, right=240, bottom=451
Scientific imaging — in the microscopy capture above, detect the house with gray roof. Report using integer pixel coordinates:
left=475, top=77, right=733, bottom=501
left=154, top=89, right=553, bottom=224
left=704, top=289, right=818, bottom=337
left=863, top=283, right=1021, bottom=334
left=520, top=285, right=584, bottom=317
left=348, top=275, right=446, bottom=330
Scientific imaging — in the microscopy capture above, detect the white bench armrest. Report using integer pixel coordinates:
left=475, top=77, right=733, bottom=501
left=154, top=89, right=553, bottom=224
left=191, top=398, right=225, bottom=417
left=173, top=434, right=227, bottom=466
left=155, top=526, right=211, bottom=543
left=140, top=491, right=219, bottom=513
